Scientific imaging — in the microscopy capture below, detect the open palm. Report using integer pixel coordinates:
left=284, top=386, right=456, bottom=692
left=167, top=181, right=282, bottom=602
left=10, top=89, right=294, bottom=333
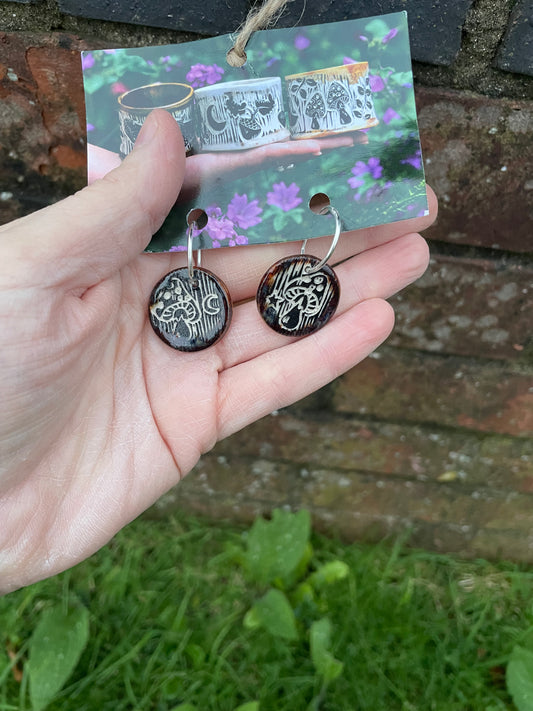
left=0, top=111, right=436, bottom=593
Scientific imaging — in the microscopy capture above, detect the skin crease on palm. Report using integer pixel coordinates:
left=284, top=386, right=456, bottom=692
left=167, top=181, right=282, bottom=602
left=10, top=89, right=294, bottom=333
left=0, top=110, right=437, bottom=594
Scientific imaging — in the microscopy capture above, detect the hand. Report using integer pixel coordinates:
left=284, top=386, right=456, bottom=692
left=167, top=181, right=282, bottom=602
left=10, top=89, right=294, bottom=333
left=0, top=111, right=436, bottom=593
left=87, top=131, right=365, bottom=198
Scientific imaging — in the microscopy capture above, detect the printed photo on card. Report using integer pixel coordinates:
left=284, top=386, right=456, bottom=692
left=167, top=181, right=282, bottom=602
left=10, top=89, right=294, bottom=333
left=82, top=12, right=428, bottom=252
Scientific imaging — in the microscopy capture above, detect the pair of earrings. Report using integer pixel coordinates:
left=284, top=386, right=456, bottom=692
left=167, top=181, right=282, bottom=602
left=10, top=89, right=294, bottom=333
left=148, top=198, right=341, bottom=352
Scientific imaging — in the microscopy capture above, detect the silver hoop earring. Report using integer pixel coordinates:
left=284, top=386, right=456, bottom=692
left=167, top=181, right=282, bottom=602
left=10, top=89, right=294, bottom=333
left=256, top=203, right=341, bottom=337
left=149, top=212, right=232, bottom=351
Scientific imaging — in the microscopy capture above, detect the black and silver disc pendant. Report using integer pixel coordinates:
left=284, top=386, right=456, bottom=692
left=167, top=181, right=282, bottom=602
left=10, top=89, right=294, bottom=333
left=149, top=267, right=232, bottom=351
left=257, top=254, right=340, bottom=337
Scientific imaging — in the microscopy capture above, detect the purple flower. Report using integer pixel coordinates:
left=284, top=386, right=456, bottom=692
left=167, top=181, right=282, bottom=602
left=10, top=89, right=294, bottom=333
left=348, top=157, right=383, bottom=186
left=206, top=205, right=223, bottom=219
left=351, top=160, right=369, bottom=177
left=86, top=122, right=95, bottom=132
left=294, top=34, right=310, bottom=50
left=369, top=74, right=386, bottom=92
left=203, top=204, right=241, bottom=245
left=267, top=182, right=303, bottom=212
left=103, top=49, right=117, bottom=55
left=228, top=235, right=248, bottom=246
left=206, top=215, right=236, bottom=243
left=227, top=193, right=263, bottom=229
left=186, top=63, right=224, bottom=88
left=348, top=176, right=365, bottom=190
left=401, top=150, right=422, bottom=170
left=362, top=181, right=393, bottom=203
left=169, top=245, right=186, bottom=252
left=197, top=203, right=254, bottom=247
left=366, top=157, right=383, bottom=179
left=344, top=56, right=356, bottom=65
left=82, top=52, right=95, bottom=71
left=382, top=28, right=399, bottom=44
left=383, top=107, right=401, bottom=124
left=266, top=56, right=280, bottom=67
left=359, top=35, right=369, bottom=42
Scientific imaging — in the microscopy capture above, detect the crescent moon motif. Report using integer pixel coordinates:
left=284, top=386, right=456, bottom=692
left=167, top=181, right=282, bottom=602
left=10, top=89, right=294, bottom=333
left=203, top=292, right=221, bottom=316
left=206, top=104, right=227, bottom=133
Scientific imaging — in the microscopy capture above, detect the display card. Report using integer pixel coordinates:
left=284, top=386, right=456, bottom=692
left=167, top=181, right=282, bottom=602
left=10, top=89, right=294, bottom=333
left=82, top=12, right=428, bottom=252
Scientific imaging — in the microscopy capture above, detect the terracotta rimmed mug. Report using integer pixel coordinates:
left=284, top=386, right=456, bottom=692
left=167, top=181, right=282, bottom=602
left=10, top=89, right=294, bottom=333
left=285, top=62, right=378, bottom=139
left=118, top=82, right=195, bottom=156
left=194, top=77, right=290, bottom=152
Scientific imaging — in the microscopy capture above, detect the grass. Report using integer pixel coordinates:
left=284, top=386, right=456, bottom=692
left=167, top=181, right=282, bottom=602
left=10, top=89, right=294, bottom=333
left=1, top=512, right=532, bottom=711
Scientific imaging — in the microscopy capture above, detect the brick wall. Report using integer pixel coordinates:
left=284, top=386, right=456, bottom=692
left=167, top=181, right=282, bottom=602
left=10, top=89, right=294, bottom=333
left=1, top=0, right=532, bottom=560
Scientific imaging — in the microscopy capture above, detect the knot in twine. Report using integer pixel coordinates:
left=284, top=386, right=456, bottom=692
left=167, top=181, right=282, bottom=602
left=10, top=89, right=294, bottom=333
left=227, top=0, right=293, bottom=67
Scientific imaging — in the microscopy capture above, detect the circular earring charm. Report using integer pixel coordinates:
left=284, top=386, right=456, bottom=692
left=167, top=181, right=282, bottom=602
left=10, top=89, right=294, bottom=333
left=149, top=214, right=232, bottom=351
left=256, top=203, right=341, bottom=337
left=256, top=255, right=340, bottom=336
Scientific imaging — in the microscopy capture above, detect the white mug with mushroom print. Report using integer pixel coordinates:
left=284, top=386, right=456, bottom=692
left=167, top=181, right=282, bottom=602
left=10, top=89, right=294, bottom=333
left=285, top=62, right=378, bottom=139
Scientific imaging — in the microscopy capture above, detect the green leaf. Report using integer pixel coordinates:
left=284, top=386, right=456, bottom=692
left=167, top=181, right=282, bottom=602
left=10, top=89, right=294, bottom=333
left=364, top=18, right=390, bottom=40
left=282, top=542, right=314, bottom=589
left=234, top=703, right=260, bottom=711
left=291, top=581, right=316, bottom=608
left=83, top=74, right=107, bottom=95
left=185, top=643, right=206, bottom=669
left=28, top=604, right=89, bottom=711
left=288, top=209, right=304, bottom=224
left=169, top=705, right=197, bottom=711
left=245, top=509, right=311, bottom=585
left=308, top=561, right=350, bottom=589
left=310, top=618, right=343, bottom=683
left=273, top=213, right=288, bottom=232
left=507, top=646, right=533, bottom=711
left=390, top=71, right=413, bottom=87
left=244, top=589, right=298, bottom=640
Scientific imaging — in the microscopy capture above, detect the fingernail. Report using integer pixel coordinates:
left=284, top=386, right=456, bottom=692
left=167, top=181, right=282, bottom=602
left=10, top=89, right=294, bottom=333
left=135, top=112, right=159, bottom=149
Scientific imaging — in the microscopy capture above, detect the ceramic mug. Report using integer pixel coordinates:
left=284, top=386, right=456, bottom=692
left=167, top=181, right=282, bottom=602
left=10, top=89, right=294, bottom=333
left=194, top=77, right=290, bottom=151
left=285, top=62, right=378, bottom=139
left=117, top=82, right=195, bottom=156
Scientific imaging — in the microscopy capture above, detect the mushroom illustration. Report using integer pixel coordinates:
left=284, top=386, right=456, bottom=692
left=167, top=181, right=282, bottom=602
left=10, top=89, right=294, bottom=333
left=305, top=92, right=326, bottom=130
left=326, top=81, right=351, bottom=125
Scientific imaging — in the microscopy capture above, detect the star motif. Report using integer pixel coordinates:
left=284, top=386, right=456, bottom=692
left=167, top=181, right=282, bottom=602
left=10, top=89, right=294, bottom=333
left=266, top=292, right=284, bottom=311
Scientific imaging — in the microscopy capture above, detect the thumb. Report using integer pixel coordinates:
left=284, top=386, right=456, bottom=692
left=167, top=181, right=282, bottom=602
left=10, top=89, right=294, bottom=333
left=1, top=110, right=186, bottom=289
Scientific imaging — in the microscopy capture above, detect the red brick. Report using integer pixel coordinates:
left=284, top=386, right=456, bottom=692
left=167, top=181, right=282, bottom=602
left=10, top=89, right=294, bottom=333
left=0, top=32, right=87, bottom=219
left=416, top=88, right=533, bottom=253
left=389, top=253, right=533, bottom=359
left=333, top=347, right=533, bottom=437
left=209, top=411, right=533, bottom=492
left=159, top=459, right=533, bottom=562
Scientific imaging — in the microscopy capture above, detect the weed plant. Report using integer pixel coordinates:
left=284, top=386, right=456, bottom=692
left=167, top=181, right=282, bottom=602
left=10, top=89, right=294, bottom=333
left=1, top=511, right=533, bottom=711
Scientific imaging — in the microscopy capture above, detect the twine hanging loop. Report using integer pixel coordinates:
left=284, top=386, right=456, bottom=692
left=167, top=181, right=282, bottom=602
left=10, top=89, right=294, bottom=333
left=227, top=0, right=293, bottom=66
